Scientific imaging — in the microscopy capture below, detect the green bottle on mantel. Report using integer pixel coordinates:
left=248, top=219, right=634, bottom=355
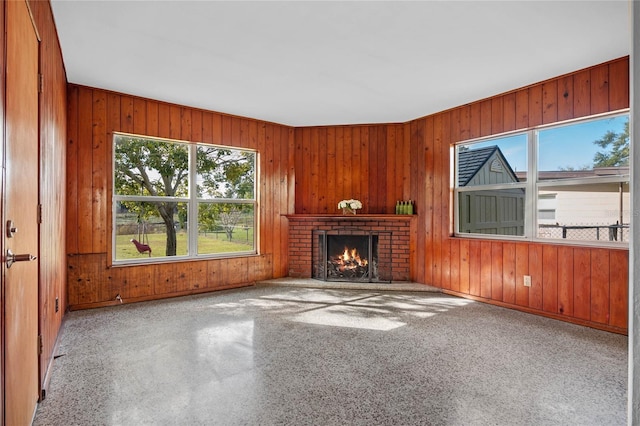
left=395, top=201, right=401, bottom=215
left=407, top=200, right=414, bottom=215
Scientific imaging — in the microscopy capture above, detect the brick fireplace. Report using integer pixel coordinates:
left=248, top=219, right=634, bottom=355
left=285, top=215, right=414, bottom=282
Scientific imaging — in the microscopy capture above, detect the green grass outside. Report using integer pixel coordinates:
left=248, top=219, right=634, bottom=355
left=116, top=228, right=254, bottom=259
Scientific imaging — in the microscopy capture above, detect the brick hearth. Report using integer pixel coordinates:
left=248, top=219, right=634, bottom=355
left=285, top=215, right=415, bottom=281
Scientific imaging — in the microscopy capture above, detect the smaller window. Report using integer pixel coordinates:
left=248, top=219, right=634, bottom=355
left=455, top=134, right=527, bottom=237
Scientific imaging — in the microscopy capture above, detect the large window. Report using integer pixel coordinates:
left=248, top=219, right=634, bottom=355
left=113, top=133, right=257, bottom=264
left=454, top=112, right=629, bottom=245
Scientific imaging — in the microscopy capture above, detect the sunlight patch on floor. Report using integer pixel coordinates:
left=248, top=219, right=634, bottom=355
left=289, top=305, right=406, bottom=331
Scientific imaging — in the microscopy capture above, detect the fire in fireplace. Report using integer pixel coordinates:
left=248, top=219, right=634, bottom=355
left=313, top=231, right=391, bottom=283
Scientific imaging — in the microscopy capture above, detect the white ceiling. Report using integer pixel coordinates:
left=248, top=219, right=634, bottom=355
left=50, top=1, right=630, bottom=127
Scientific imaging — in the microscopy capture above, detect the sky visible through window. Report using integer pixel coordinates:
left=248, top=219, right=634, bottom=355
left=458, top=114, right=628, bottom=173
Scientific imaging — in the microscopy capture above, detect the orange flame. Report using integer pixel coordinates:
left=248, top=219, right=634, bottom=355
left=336, top=246, right=368, bottom=270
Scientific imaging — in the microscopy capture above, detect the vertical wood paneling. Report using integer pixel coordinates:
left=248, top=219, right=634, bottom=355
left=515, top=244, right=529, bottom=307
left=590, top=64, right=609, bottom=114
left=502, top=243, right=516, bottom=304
left=491, top=243, right=503, bottom=301
left=417, top=118, right=430, bottom=284
left=212, top=113, right=222, bottom=145
left=360, top=127, right=370, bottom=212
left=590, top=248, right=610, bottom=324
left=191, top=110, right=202, bottom=142
left=441, top=241, right=451, bottom=290
left=367, top=126, right=379, bottom=211
left=385, top=126, right=397, bottom=211
left=609, top=59, right=629, bottom=111
left=133, top=98, right=146, bottom=135
left=326, top=127, right=336, bottom=209
left=402, top=123, right=411, bottom=199
left=439, top=113, right=451, bottom=244
left=169, top=105, right=180, bottom=139
left=430, top=113, right=440, bottom=283
left=459, top=239, right=470, bottom=294
left=491, top=96, right=503, bottom=134
left=266, top=123, right=276, bottom=255
left=77, top=87, right=94, bottom=253
left=334, top=127, right=345, bottom=203
left=573, top=69, right=591, bottom=117
left=468, top=102, right=481, bottom=139
left=609, top=250, right=628, bottom=329
left=459, top=105, right=470, bottom=142
left=376, top=127, right=387, bottom=212
left=480, top=241, right=492, bottom=298
left=121, top=96, right=134, bottom=134
left=515, top=89, right=529, bottom=130
left=480, top=100, right=492, bottom=137
left=309, top=128, right=319, bottom=213
left=92, top=90, right=107, bottom=253
left=426, top=115, right=437, bottom=284
left=542, top=81, right=558, bottom=124
left=468, top=241, right=481, bottom=296
left=557, top=246, right=574, bottom=317
left=528, top=244, right=543, bottom=310
left=542, top=245, right=558, bottom=314
left=449, top=239, right=460, bottom=292
left=502, top=93, right=516, bottom=132
left=423, top=118, right=435, bottom=281
left=573, top=248, right=591, bottom=320
left=528, top=85, right=543, bottom=127
left=66, top=86, right=79, bottom=253
left=557, top=76, right=574, bottom=121
left=146, top=102, right=159, bottom=137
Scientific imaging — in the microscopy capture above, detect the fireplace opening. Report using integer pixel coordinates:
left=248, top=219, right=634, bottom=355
left=312, top=230, right=392, bottom=283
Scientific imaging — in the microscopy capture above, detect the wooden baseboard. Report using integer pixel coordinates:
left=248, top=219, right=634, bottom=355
left=441, top=289, right=628, bottom=335
left=68, top=282, right=255, bottom=311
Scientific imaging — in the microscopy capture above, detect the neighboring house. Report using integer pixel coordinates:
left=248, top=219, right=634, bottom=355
left=516, top=168, right=630, bottom=242
left=457, top=146, right=525, bottom=235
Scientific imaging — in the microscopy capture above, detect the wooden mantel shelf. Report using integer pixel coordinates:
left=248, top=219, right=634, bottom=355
left=284, top=214, right=415, bottom=221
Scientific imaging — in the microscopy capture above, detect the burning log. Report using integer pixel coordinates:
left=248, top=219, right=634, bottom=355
left=326, top=245, right=370, bottom=280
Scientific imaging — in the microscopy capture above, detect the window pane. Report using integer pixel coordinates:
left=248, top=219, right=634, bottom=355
left=456, top=134, right=527, bottom=187
left=198, top=203, right=255, bottom=254
left=114, top=201, right=189, bottom=260
left=537, top=182, right=629, bottom=242
left=114, top=135, right=189, bottom=196
left=458, top=189, right=525, bottom=236
left=537, top=115, right=629, bottom=180
left=197, top=146, right=255, bottom=199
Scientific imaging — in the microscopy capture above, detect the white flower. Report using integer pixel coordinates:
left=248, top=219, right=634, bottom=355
left=338, top=199, right=362, bottom=210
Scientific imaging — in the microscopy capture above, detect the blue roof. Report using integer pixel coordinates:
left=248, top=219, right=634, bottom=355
left=458, top=146, right=498, bottom=186
left=457, top=145, right=519, bottom=186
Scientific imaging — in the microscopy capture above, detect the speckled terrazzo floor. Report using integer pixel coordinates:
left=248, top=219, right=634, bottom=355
left=33, top=286, right=627, bottom=426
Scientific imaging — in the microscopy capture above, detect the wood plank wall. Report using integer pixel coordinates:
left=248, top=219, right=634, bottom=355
left=409, top=57, right=629, bottom=333
left=28, top=0, right=69, bottom=393
left=293, top=58, right=628, bottom=334
left=66, top=85, right=295, bottom=309
left=294, top=125, right=409, bottom=214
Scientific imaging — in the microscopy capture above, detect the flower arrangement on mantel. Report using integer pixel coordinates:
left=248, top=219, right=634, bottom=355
left=338, top=199, right=362, bottom=215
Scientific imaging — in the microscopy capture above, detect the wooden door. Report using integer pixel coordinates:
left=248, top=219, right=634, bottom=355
left=4, top=1, right=40, bottom=424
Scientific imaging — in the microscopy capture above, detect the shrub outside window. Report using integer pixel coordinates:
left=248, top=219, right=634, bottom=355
left=454, top=112, right=629, bottom=245
left=113, top=133, right=257, bottom=264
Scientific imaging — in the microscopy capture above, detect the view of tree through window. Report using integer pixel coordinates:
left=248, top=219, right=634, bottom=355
left=113, top=134, right=257, bottom=263
left=455, top=112, right=629, bottom=244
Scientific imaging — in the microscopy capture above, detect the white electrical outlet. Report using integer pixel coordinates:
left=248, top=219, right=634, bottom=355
left=523, top=275, right=532, bottom=287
